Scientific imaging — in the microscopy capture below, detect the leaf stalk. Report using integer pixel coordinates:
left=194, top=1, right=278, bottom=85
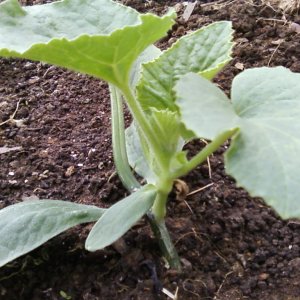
left=109, top=84, right=141, bottom=192
left=172, top=129, right=238, bottom=179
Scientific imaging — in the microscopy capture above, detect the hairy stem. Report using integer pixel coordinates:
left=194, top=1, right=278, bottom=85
left=109, top=84, right=140, bottom=192
left=147, top=214, right=181, bottom=271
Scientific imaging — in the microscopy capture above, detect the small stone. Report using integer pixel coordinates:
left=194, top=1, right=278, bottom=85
left=112, top=238, right=128, bottom=255
left=235, top=62, right=244, bottom=70
left=65, top=166, right=75, bottom=177
left=288, top=257, right=300, bottom=269
left=180, top=258, right=192, bottom=271
left=174, top=3, right=183, bottom=12
left=168, top=37, right=177, bottom=46
left=258, top=273, right=269, bottom=281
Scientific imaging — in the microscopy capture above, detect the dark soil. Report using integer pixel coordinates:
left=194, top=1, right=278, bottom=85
left=1, top=0, right=300, bottom=299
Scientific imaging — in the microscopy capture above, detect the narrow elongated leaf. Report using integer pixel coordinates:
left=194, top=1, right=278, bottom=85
left=175, top=67, right=300, bottom=219
left=85, top=185, right=156, bottom=251
left=0, top=200, right=105, bottom=268
left=0, top=0, right=175, bottom=88
left=137, top=21, right=233, bottom=111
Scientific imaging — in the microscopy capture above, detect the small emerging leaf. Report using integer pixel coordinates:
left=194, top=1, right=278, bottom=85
left=85, top=185, right=156, bottom=251
left=148, top=108, right=182, bottom=154
left=0, top=200, right=105, bottom=268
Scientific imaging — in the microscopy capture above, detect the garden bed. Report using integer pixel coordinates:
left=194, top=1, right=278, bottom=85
left=1, top=0, right=300, bottom=299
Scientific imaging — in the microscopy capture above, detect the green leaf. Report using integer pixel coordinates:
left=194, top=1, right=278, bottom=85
left=0, top=200, right=105, bottom=268
left=0, top=0, right=175, bottom=88
left=175, top=67, right=300, bottom=219
left=130, top=45, right=162, bottom=89
left=85, top=185, right=156, bottom=251
left=137, top=21, right=233, bottom=112
left=175, top=72, right=238, bottom=140
left=148, top=108, right=182, bottom=154
left=126, top=110, right=184, bottom=181
left=226, top=67, right=300, bottom=219
left=125, top=122, right=156, bottom=183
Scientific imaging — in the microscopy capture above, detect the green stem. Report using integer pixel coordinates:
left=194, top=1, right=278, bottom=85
left=172, top=129, right=238, bottom=179
left=121, top=85, right=169, bottom=173
left=147, top=215, right=181, bottom=271
left=110, top=86, right=181, bottom=271
left=151, top=178, right=173, bottom=222
left=109, top=84, right=141, bottom=192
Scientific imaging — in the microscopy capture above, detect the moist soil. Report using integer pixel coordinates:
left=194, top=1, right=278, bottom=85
left=1, top=0, right=300, bottom=299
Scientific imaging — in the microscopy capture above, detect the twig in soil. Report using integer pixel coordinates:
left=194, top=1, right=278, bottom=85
left=200, top=139, right=212, bottom=178
left=213, top=271, right=234, bottom=300
left=201, top=0, right=239, bottom=10
left=174, top=228, right=202, bottom=246
left=183, top=199, right=194, bottom=215
left=182, top=278, right=206, bottom=298
left=267, top=42, right=282, bottom=66
left=207, top=155, right=212, bottom=179
left=162, top=287, right=179, bottom=300
left=213, top=250, right=229, bottom=265
left=182, top=1, right=197, bottom=22
left=0, top=98, right=22, bottom=127
left=107, top=171, right=117, bottom=182
left=257, top=17, right=289, bottom=25
left=187, top=183, right=214, bottom=197
left=0, top=146, right=22, bottom=154
left=116, top=282, right=130, bottom=293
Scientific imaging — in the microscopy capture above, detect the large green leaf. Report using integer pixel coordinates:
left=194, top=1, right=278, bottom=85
left=0, top=0, right=175, bottom=88
left=227, top=67, right=300, bottom=219
left=0, top=200, right=105, bottom=268
left=176, top=72, right=238, bottom=140
left=175, top=67, right=300, bottom=219
left=137, top=21, right=233, bottom=112
left=85, top=185, right=156, bottom=251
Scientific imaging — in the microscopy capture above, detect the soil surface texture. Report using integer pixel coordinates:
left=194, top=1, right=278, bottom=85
left=1, top=0, right=300, bottom=299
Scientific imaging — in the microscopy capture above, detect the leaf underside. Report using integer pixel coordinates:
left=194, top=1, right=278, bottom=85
left=0, top=0, right=175, bottom=87
left=126, top=122, right=157, bottom=183
left=0, top=200, right=105, bottom=268
left=175, top=67, right=300, bottom=219
left=85, top=185, right=156, bottom=251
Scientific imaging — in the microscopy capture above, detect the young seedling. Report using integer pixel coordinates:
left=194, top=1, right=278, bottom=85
left=0, top=0, right=299, bottom=270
